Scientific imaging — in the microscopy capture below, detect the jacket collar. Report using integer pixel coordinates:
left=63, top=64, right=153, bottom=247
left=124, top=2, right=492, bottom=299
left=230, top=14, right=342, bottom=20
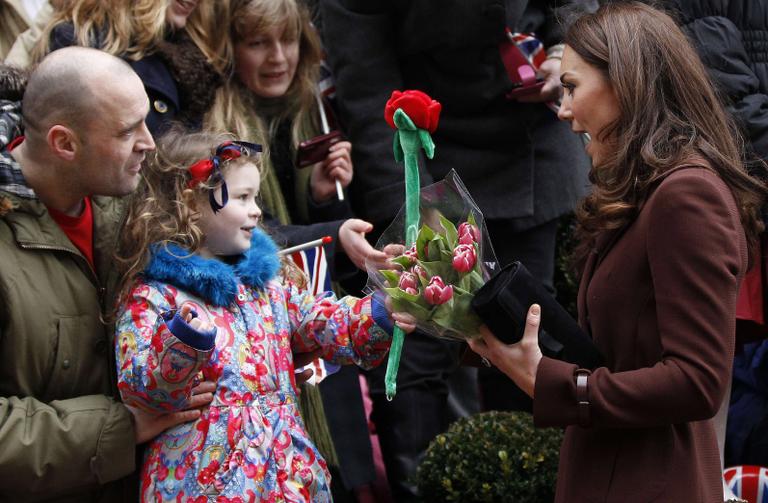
left=142, top=227, right=281, bottom=307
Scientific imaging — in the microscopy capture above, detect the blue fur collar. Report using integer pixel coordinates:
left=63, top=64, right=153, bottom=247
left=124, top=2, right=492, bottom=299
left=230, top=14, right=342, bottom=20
left=143, top=227, right=281, bottom=307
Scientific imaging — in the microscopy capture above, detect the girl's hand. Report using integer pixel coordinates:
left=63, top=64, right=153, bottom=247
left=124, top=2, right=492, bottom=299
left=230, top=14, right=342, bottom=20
left=467, top=304, right=543, bottom=397
left=179, top=304, right=214, bottom=333
left=339, top=218, right=388, bottom=271
left=310, top=141, right=353, bottom=202
left=292, top=348, right=324, bottom=386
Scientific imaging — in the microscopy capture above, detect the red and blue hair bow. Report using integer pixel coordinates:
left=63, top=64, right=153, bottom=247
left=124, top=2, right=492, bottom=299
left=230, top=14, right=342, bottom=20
left=187, top=140, right=262, bottom=213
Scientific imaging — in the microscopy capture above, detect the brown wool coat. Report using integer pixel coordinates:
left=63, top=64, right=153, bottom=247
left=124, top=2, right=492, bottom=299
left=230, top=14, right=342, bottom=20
left=534, top=166, right=747, bottom=502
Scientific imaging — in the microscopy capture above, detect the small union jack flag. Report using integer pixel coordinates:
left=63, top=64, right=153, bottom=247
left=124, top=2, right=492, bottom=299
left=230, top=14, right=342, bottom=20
left=288, top=243, right=340, bottom=384
left=724, top=465, right=768, bottom=503
left=507, top=29, right=547, bottom=70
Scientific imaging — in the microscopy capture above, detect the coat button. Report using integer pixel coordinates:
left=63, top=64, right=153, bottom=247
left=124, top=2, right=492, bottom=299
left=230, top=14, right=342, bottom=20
left=153, top=99, right=169, bottom=114
left=237, top=293, right=246, bottom=302
left=62, top=359, right=71, bottom=369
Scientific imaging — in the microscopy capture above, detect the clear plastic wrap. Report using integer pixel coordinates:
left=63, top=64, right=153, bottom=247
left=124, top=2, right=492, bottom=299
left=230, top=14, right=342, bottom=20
left=365, top=170, right=499, bottom=340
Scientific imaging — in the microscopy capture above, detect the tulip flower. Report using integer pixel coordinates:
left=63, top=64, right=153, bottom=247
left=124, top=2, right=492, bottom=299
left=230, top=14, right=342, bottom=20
left=398, top=272, right=419, bottom=296
left=458, top=222, right=480, bottom=245
left=424, top=276, right=453, bottom=305
left=452, top=243, right=477, bottom=273
left=404, top=243, right=419, bottom=264
left=412, top=264, right=427, bottom=279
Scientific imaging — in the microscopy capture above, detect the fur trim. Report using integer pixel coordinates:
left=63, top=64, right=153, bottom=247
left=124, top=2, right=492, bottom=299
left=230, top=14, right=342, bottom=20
left=0, top=65, right=28, bottom=102
left=143, top=227, right=280, bottom=306
left=156, top=31, right=222, bottom=126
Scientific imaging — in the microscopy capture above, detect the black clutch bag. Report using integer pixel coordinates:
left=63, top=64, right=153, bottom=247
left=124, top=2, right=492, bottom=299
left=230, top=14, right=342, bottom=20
left=471, top=261, right=604, bottom=369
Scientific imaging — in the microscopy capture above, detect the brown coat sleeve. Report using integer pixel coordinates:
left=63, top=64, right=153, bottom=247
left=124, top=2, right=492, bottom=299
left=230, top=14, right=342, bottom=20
left=534, top=170, right=746, bottom=428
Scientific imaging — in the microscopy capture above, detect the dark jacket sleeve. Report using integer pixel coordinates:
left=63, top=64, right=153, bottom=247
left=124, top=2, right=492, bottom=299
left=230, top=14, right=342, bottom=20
left=683, top=15, right=768, bottom=159
left=319, top=0, right=431, bottom=225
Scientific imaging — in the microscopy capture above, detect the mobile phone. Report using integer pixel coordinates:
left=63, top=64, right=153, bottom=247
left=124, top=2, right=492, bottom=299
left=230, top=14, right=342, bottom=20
left=506, top=79, right=546, bottom=99
left=296, top=130, right=343, bottom=168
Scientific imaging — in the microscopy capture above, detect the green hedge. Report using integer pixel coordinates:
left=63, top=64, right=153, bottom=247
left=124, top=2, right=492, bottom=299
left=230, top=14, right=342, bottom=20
left=415, top=411, right=563, bottom=502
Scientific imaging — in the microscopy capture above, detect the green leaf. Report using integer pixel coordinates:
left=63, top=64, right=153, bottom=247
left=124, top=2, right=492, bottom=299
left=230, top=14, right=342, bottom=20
left=427, top=235, right=448, bottom=262
left=440, top=215, right=458, bottom=249
left=390, top=255, right=413, bottom=269
left=379, top=269, right=401, bottom=288
left=393, top=108, right=416, bottom=130
left=416, top=224, right=436, bottom=260
left=419, top=259, right=454, bottom=282
left=419, top=129, right=435, bottom=159
left=385, top=289, right=433, bottom=322
left=467, top=212, right=477, bottom=227
left=384, top=286, right=420, bottom=303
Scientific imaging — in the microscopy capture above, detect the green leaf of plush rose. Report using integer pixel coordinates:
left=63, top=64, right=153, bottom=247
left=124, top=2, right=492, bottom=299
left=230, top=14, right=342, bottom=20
left=379, top=269, right=401, bottom=287
left=440, top=215, right=458, bottom=249
left=393, top=108, right=417, bottom=130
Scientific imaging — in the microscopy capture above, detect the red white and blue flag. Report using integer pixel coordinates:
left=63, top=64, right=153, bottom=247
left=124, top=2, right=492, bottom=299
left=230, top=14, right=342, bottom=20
left=289, top=244, right=332, bottom=297
left=507, top=29, right=547, bottom=70
left=725, top=465, right=768, bottom=503
left=288, top=243, right=339, bottom=384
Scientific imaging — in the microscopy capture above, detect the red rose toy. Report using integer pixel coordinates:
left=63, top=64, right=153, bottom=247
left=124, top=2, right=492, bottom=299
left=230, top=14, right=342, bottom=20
left=384, top=90, right=442, bottom=133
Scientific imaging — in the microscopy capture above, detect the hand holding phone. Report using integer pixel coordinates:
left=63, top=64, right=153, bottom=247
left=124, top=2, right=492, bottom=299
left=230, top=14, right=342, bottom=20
left=296, top=130, right=343, bottom=168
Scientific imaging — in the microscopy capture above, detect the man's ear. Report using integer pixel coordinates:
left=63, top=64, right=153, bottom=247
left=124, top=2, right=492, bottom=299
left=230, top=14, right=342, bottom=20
left=47, top=125, right=79, bottom=162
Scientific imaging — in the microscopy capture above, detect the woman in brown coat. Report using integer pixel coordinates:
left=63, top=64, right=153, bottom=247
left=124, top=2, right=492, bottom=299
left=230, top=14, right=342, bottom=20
left=468, top=3, right=768, bottom=502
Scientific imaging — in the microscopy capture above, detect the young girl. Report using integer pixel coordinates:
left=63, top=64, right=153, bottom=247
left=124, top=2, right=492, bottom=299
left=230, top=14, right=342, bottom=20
left=114, top=130, right=412, bottom=502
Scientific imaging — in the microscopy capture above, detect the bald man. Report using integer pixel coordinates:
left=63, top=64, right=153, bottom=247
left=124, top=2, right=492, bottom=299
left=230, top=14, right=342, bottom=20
left=0, top=47, right=213, bottom=502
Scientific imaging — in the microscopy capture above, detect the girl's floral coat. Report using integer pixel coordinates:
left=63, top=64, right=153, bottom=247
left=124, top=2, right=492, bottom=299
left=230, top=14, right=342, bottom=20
left=115, top=230, right=392, bottom=502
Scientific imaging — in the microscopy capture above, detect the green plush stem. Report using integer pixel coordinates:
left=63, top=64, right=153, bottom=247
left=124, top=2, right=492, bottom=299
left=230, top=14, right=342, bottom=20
left=385, top=108, right=433, bottom=400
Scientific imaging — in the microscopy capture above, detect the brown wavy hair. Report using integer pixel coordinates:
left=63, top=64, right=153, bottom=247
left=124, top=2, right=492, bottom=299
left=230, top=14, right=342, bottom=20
left=565, top=2, right=767, bottom=269
left=115, top=130, right=241, bottom=303
left=115, top=129, right=305, bottom=309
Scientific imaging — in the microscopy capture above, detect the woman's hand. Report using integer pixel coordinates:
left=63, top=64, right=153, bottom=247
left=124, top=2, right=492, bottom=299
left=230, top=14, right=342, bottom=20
left=338, top=218, right=388, bottom=270
left=517, top=58, right=562, bottom=103
left=467, top=304, right=543, bottom=397
left=292, top=348, right=324, bottom=386
left=310, top=141, right=353, bottom=202
left=127, top=380, right=216, bottom=444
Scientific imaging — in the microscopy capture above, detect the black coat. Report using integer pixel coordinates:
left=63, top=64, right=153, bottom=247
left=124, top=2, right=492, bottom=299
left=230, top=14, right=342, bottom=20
left=666, top=0, right=768, bottom=160
left=320, top=0, right=591, bottom=231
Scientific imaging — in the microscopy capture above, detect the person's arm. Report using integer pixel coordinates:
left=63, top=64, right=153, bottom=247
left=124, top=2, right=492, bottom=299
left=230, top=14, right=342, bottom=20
left=0, top=381, right=135, bottom=496
left=320, top=0, right=434, bottom=224
left=471, top=172, right=743, bottom=428
left=280, top=280, right=395, bottom=370
left=534, top=172, right=742, bottom=428
left=115, top=283, right=215, bottom=413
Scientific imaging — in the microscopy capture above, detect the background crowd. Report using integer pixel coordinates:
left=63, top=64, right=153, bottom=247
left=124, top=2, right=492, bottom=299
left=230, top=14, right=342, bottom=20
left=1, top=0, right=767, bottom=502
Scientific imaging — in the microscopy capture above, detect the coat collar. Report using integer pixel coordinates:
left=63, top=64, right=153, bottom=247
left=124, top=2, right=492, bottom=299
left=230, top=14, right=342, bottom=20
left=142, top=227, right=281, bottom=307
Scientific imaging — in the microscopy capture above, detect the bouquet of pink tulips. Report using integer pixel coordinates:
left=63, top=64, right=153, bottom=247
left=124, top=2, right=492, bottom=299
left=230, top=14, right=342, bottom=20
left=366, top=170, right=499, bottom=340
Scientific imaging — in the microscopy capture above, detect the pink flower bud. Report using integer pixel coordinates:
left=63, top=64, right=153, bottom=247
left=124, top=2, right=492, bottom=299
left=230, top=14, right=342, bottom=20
left=424, top=276, right=453, bottom=305
left=404, top=243, right=419, bottom=264
left=458, top=222, right=480, bottom=245
left=412, top=264, right=427, bottom=279
left=452, top=243, right=477, bottom=273
left=398, top=272, right=419, bottom=294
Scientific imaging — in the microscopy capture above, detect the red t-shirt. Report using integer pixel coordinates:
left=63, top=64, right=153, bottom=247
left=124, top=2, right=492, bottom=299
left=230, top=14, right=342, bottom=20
left=48, top=197, right=95, bottom=269
left=8, top=136, right=95, bottom=269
